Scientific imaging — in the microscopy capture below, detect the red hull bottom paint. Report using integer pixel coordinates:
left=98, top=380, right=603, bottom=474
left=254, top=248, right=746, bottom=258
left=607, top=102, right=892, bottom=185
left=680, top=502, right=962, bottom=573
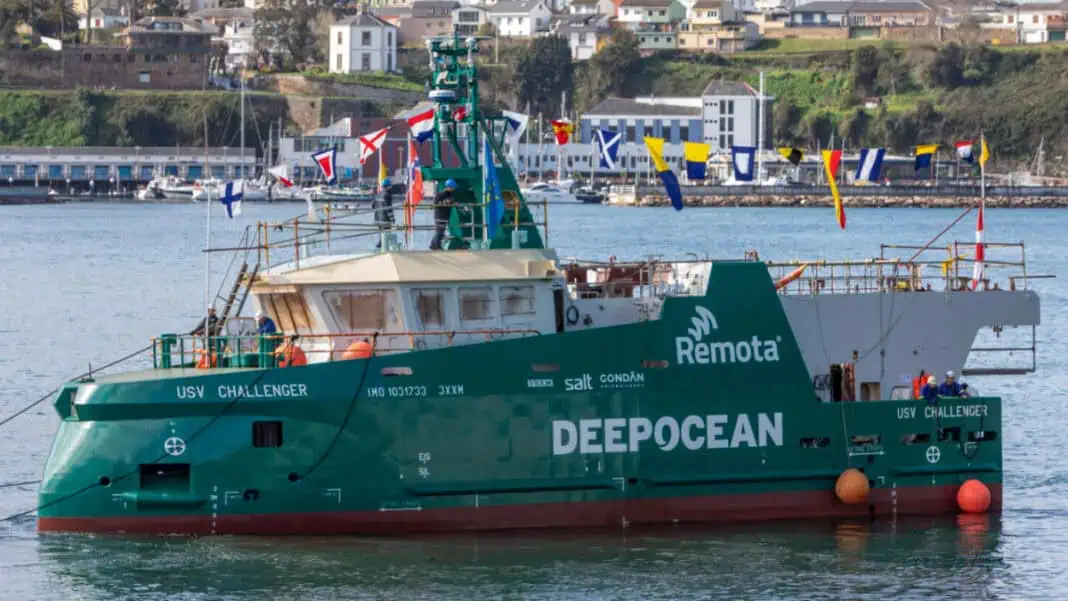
left=38, top=484, right=1002, bottom=536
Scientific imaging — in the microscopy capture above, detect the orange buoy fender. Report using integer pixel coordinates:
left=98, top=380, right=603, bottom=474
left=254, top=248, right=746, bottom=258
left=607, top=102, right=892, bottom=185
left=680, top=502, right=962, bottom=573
left=340, top=340, right=373, bottom=360
left=957, top=479, right=991, bottom=514
left=775, top=264, right=807, bottom=290
left=195, top=350, right=217, bottom=369
left=835, top=468, right=871, bottom=504
left=277, top=344, right=308, bottom=368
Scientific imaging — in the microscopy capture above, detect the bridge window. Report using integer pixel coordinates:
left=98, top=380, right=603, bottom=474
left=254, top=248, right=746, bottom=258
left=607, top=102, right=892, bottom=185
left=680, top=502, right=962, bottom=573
left=261, top=292, right=312, bottom=332
left=411, top=288, right=448, bottom=329
left=459, top=286, right=495, bottom=323
left=324, top=289, right=398, bottom=331
left=499, top=285, right=536, bottom=316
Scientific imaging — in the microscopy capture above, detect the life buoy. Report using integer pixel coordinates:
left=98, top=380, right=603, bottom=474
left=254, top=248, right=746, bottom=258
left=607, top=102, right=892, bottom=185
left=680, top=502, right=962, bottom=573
left=565, top=305, right=580, bottom=326
left=275, top=344, right=307, bottom=367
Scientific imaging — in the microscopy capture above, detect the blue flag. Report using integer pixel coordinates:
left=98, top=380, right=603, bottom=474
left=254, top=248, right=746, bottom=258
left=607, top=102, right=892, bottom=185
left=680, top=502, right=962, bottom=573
left=595, top=128, right=621, bottom=169
left=217, top=180, right=244, bottom=218
left=483, top=138, right=505, bottom=239
left=855, top=148, right=885, bottom=183
left=731, top=146, right=756, bottom=182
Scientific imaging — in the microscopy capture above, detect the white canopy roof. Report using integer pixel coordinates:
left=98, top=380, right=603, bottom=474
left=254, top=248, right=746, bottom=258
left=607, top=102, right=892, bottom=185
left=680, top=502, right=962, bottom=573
left=255, top=249, right=561, bottom=288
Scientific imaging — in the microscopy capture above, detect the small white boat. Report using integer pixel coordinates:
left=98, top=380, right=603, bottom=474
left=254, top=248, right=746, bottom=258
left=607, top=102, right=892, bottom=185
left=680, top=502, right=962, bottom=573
left=140, top=176, right=196, bottom=200
left=304, top=185, right=374, bottom=203
left=191, top=178, right=268, bottom=202
left=521, top=182, right=577, bottom=204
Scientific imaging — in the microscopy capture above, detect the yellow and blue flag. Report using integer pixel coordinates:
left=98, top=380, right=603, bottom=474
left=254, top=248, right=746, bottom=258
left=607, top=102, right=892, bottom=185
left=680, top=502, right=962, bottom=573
left=914, top=144, right=938, bottom=172
left=979, top=135, right=990, bottom=168
left=683, top=142, right=711, bottom=180
left=644, top=136, right=683, bottom=211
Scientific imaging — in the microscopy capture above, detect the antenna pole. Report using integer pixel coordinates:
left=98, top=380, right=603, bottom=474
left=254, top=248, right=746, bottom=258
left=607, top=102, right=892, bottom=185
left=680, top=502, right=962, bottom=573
left=203, top=115, right=212, bottom=352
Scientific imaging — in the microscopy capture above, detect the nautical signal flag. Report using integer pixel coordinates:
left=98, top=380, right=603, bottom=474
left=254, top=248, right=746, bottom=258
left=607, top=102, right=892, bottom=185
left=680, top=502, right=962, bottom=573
left=551, top=120, right=574, bottom=145
left=822, top=149, right=845, bottom=229
left=955, top=140, right=975, bottom=164
left=453, top=105, right=468, bottom=122
left=979, top=134, right=990, bottom=168
left=644, top=136, right=683, bottom=211
left=218, top=180, right=244, bottom=219
left=854, top=148, right=885, bottom=183
left=405, top=139, right=423, bottom=241
left=358, top=127, right=389, bottom=165
left=914, top=144, right=938, bottom=172
left=407, top=108, right=435, bottom=144
left=971, top=198, right=985, bottom=290
left=268, top=165, right=293, bottom=187
left=731, top=146, right=756, bottom=182
left=595, top=128, right=622, bottom=169
left=502, top=110, right=529, bottom=146
left=311, top=146, right=338, bottom=185
left=777, top=147, right=803, bottom=167
left=684, top=142, right=711, bottom=180
left=378, top=158, right=388, bottom=188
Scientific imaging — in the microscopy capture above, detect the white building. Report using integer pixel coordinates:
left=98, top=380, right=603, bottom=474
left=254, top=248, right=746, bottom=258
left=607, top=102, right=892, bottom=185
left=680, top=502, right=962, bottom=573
left=700, top=79, right=771, bottom=153
left=454, top=4, right=493, bottom=35
left=568, top=0, right=617, bottom=14
left=179, top=0, right=221, bottom=12
left=191, top=8, right=256, bottom=71
left=555, top=13, right=614, bottom=59
left=330, top=11, right=399, bottom=74
left=78, top=7, right=129, bottom=30
left=492, top=0, right=554, bottom=37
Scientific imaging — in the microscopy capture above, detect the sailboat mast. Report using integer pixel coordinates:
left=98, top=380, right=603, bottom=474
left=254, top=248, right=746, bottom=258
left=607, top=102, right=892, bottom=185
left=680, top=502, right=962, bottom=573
left=240, top=60, right=245, bottom=182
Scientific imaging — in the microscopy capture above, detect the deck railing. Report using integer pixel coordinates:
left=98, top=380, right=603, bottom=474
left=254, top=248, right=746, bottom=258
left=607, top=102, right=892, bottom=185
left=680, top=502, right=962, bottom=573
left=766, top=241, right=1043, bottom=296
left=152, top=328, right=542, bottom=370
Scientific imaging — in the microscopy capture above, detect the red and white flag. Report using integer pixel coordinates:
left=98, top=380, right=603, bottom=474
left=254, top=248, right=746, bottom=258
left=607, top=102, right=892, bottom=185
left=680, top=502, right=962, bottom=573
left=268, top=165, right=293, bottom=187
left=405, top=139, right=423, bottom=244
left=358, top=127, right=389, bottom=165
left=971, top=200, right=984, bottom=290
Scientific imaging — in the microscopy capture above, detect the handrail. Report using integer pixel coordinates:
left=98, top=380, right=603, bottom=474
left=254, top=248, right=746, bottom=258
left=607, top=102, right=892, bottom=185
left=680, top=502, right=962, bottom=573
left=152, top=328, right=543, bottom=370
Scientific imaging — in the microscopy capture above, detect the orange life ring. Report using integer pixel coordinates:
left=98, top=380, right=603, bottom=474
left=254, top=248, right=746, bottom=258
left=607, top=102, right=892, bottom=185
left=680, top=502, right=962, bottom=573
left=275, top=344, right=307, bottom=368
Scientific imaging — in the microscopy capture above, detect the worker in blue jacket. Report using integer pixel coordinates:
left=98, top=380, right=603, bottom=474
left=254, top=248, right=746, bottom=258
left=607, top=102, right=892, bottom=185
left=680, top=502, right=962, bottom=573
left=938, top=370, right=962, bottom=397
left=919, top=375, right=940, bottom=405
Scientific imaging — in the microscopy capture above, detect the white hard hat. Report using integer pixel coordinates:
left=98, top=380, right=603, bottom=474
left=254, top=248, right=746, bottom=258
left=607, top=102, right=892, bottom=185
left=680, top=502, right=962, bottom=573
left=946, top=370, right=956, bottom=378
left=207, top=305, right=215, bottom=311
left=255, top=310, right=264, bottom=319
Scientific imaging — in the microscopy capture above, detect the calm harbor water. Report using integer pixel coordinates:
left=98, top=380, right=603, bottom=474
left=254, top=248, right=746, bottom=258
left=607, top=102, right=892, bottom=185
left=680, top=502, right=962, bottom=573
left=0, top=202, right=1065, bottom=600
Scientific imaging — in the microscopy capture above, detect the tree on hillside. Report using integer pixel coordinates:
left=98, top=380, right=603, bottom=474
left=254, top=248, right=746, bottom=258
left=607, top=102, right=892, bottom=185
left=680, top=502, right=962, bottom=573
left=514, top=35, right=573, bottom=118
left=148, top=0, right=186, bottom=17
left=837, top=108, right=870, bottom=147
left=804, top=112, right=834, bottom=147
left=874, top=42, right=912, bottom=96
left=851, top=46, right=879, bottom=97
left=772, top=99, right=801, bottom=146
left=255, top=0, right=327, bottom=71
left=926, top=43, right=965, bottom=89
left=583, top=29, right=642, bottom=105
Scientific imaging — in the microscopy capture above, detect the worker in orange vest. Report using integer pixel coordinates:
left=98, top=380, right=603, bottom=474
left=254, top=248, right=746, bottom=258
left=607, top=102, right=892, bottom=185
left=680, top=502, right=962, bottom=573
left=912, top=370, right=928, bottom=400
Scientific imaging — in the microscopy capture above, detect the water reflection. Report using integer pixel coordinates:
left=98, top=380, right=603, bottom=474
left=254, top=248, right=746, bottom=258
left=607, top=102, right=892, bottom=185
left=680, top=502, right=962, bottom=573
left=31, top=517, right=1005, bottom=601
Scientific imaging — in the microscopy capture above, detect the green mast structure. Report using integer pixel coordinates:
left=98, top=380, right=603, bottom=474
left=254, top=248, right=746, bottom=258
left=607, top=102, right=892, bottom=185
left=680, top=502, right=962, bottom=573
left=421, top=32, right=545, bottom=250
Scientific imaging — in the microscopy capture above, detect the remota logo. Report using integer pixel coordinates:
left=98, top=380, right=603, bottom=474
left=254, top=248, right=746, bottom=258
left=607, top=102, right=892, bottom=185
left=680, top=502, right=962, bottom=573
left=676, top=305, right=781, bottom=365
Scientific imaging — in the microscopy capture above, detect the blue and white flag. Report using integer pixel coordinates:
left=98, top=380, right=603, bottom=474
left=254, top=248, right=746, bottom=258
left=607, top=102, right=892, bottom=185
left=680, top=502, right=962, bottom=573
left=595, top=128, right=622, bottom=169
left=731, top=146, right=756, bottom=182
left=218, top=180, right=244, bottom=218
left=311, top=146, right=338, bottom=185
left=501, top=110, right=529, bottom=146
left=855, top=148, right=885, bottom=183
left=483, top=138, right=505, bottom=239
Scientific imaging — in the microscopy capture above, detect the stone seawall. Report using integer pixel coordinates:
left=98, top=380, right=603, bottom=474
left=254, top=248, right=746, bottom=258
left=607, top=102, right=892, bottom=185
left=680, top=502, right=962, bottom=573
left=627, top=194, right=1068, bottom=208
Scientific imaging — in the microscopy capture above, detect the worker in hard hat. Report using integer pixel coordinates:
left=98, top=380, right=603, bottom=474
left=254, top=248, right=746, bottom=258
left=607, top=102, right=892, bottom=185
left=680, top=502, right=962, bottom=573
left=191, top=306, right=218, bottom=337
left=938, top=370, right=963, bottom=397
left=430, top=178, right=457, bottom=251
left=374, top=177, right=395, bottom=250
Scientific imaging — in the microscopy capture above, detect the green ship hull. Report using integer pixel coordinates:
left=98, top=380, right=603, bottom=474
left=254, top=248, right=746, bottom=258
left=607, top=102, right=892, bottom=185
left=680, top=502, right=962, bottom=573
left=37, top=262, right=1002, bottom=535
